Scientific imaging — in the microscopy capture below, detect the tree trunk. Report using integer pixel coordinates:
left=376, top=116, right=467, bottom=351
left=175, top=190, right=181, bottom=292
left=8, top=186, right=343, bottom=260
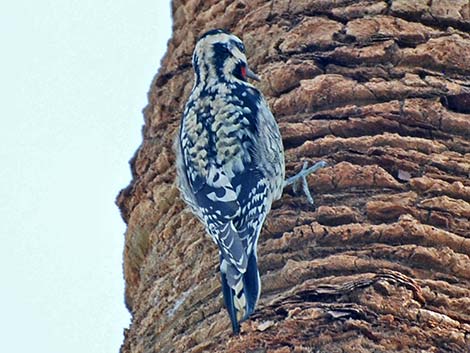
left=116, top=1, right=470, bottom=352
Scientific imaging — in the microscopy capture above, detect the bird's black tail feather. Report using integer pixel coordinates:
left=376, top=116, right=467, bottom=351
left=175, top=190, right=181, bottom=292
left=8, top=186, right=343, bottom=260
left=220, top=252, right=260, bottom=334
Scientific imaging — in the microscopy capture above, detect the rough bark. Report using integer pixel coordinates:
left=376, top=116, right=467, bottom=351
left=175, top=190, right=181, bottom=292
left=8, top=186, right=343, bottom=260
left=117, top=1, right=470, bottom=352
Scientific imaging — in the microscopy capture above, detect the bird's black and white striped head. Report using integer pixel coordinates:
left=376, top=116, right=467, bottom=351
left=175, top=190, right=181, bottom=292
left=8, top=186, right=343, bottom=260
left=192, top=29, right=259, bottom=84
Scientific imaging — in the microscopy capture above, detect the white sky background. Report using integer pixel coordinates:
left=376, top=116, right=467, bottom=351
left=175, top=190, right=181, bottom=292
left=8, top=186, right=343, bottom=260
left=0, top=1, right=172, bottom=352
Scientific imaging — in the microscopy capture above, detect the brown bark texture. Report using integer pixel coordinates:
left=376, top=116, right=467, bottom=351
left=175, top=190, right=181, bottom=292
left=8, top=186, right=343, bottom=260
left=117, top=1, right=470, bottom=352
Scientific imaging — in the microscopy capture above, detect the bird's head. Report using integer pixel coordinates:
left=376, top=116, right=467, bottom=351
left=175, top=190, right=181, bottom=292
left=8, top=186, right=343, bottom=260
left=192, top=29, right=260, bottom=84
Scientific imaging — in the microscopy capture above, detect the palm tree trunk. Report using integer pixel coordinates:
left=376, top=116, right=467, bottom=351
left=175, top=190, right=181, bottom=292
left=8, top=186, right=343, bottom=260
left=117, top=1, right=470, bottom=352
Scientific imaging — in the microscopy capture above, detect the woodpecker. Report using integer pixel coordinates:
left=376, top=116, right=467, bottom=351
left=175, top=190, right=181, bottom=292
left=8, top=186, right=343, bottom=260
left=175, top=29, right=325, bottom=333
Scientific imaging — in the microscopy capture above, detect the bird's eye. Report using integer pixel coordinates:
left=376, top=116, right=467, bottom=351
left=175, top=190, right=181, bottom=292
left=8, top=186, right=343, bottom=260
left=214, top=43, right=231, bottom=55
left=232, top=41, right=245, bottom=54
left=227, top=39, right=245, bottom=54
left=233, top=41, right=245, bottom=53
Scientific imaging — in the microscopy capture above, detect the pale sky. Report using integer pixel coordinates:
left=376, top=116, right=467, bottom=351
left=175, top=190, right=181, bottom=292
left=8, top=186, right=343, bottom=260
left=0, top=2, right=172, bottom=352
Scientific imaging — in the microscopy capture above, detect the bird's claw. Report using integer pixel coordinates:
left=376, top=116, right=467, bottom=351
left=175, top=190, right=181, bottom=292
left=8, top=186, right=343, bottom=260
left=283, top=161, right=327, bottom=205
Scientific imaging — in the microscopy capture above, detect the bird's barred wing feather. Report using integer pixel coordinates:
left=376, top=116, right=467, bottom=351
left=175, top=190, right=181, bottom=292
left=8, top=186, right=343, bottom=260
left=177, top=142, right=249, bottom=272
left=253, top=98, right=285, bottom=201
left=231, top=170, right=269, bottom=254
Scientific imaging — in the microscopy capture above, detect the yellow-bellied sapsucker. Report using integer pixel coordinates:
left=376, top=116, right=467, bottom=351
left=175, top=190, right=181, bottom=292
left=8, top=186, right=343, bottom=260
left=176, top=29, right=326, bottom=333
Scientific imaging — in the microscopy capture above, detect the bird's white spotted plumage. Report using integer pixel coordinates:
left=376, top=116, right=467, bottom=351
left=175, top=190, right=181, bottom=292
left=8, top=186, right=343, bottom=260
left=175, top=29, right=285, bottom=333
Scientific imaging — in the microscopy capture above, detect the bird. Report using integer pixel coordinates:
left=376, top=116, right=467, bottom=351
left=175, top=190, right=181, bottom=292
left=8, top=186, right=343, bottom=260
left=175, top=29, right=326, bottom=334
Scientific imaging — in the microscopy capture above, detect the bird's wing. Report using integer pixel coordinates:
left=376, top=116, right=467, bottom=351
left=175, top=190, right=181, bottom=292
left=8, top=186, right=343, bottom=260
left=189, top=163, right=248, bottom=273
left=231, top=169, right=269, bottom=255
left=252, top=97, right=285, bottom=201
left=228, top=97, right=284, bottom=254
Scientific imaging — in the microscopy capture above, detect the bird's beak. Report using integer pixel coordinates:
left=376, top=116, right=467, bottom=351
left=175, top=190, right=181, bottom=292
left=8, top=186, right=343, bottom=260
left=246, top=67, right=260, bottom=81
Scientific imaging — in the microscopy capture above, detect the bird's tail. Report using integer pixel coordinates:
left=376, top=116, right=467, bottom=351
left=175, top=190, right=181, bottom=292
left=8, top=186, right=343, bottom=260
left=220, top=252, right=260, bottom=334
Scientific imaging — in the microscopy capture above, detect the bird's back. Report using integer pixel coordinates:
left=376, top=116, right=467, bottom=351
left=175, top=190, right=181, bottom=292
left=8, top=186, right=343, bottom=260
left=175, top=29, right=285, bottom=333
left=179, top=80, right=284, bottom=212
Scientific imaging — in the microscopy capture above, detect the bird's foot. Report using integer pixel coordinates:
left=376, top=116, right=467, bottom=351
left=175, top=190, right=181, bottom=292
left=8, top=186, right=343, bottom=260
left=283, top=161, right=327, bottom=205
